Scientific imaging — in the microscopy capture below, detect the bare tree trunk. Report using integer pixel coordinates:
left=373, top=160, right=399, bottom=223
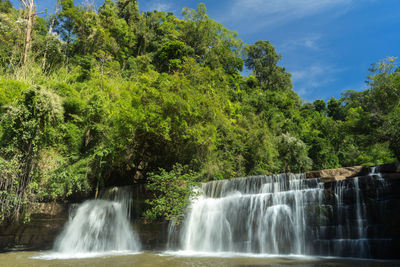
left=22, top=0, right=36, bottom=65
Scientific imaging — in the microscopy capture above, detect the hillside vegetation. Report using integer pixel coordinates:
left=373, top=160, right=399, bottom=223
left=0, top=0, right=399, bottom=222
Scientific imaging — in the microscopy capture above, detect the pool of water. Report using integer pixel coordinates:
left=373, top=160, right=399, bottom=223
left=0, top=251, right=398, bottom=267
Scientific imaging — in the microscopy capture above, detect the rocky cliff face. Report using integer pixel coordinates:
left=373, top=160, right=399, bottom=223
left=304, top=163, right=400, bottom=258
left=310, top=164, right=400, bottom=258
left=0, top=203, right=69, bottom=251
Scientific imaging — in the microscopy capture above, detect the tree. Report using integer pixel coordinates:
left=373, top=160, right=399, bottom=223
left=382, top=107, right=400, bottom=160
left=40, top=4, right=60, bottom=70
left=180, top=3, right=243, bottom=73
left=144, top=164, right=199, bottom=222
left=313, top=99, right=327, bottom=114
left=21, top=0, right=44, bottom=64
left=245, top=40, right=291, bottom=91
left=54, top=0, right=77, bottom=46
left=366, top=57, right=400, bottom=160
left=153, top=40, right=192, bottom=73
left=366, top=57, right=400, bottom=116
left=278, top=133, right=312, bottom=173
left=0, top=4, right=25, bottom=69
left=0, top=87, right=63, bottom=222
left=302, top=112, right=341, bottom=170
left=0, top=0, right=12, bottom=13
left=117, top=0, right=139, bottom=25
left=327, top=97, right=346, bottom=121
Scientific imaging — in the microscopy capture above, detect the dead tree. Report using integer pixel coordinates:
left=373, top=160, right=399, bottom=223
left=21, top=0, right=36, bottom=65
left=21, top=0, right=44, bottom=65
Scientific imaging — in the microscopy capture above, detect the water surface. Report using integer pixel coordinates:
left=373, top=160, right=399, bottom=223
left=0, top=251, right=398, bottom=267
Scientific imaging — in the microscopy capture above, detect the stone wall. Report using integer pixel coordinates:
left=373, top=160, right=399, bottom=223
left=133, top=220, right=169, bottom=250
left=0, top=202, right=168, bottom=252
left=0, top=203, right=69, bottom=251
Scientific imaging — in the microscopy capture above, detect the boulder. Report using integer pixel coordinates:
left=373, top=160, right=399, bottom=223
left=377, top=162, right=400, bottom=173
left=306, top=166, right=366, bottom=179
left=306, top=162, right=400, bottom=182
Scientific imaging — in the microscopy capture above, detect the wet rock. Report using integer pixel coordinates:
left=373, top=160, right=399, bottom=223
left=306, top=166, right=366, bottom=180
left=307, top=162, right=399, bottom=182
left=133, top=220, right=169, bottom=250
left=377, top=162, right=400, bottom=173
left=0, top=203, right=68, bottom=251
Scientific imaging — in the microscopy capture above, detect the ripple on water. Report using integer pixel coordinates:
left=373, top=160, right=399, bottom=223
left=32, top=250, right=141, bottom=260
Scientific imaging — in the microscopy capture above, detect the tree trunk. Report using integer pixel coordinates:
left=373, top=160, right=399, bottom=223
left=23, top=1, right=35, bottom=65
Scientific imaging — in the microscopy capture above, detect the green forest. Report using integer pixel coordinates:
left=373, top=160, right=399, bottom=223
left=0, top=0, right=399, bottom=222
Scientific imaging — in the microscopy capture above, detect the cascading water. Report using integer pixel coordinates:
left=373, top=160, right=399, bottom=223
left=174, top=174, right=324, bottom=255
left=170, top=169, right=392, bottom=258
left=317, top=177, right=370, bottom=257
left=51, top=186, right=140, bottom=258
left=315, top=167, right=392, bottom=258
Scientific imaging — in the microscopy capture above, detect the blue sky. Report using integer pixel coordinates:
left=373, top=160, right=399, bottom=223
left=11, top=0, right=400, bottom=101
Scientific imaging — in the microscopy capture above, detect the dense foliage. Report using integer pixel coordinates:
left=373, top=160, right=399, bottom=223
left=144, top=164, right=199, bottom=222
left=0, top=0, right=398, bottom=222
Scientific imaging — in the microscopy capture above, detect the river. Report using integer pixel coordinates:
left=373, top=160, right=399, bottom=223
left=0, top=251, right=399, bottom=267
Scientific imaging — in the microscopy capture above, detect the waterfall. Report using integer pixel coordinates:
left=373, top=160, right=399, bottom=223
left=315, top=167, right=392, bottom=258
left=171, top=170, right=392, bottom=258
left=176, top=174, right=324, bottom=255
left=52, top=186, right=140, bottom=257
left=320, top=178, right=370, bottom=257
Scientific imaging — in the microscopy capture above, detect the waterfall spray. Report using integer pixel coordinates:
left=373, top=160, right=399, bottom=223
left=49, top=186, right=140, bottom=258
left=170, top=170, right=391, bottom=258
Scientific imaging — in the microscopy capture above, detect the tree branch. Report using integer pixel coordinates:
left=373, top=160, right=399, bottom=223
left=21, top=0, right=28, bottom=8
left=34, top=11, right=46, bottom=15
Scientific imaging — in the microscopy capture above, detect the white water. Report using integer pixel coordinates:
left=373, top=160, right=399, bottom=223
left=162, top=250, right=315, bottom=259
left=41, top=186, right=140, bottom=259
left=326, top=178, right=369, bottom=257
left=177, top=174, right=324, bottom=255
left=171, top=170, right=390, bottom=258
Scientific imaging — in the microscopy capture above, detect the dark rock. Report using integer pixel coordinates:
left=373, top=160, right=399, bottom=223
left=376, top=162, right=400, bottom=173
left=133, top=220, right=169, bottom=250
left=0, top=203, right=68, bottom=252
left=306, top=166, right=367, bottom=180
left=382, top=173, right=400, bottom=180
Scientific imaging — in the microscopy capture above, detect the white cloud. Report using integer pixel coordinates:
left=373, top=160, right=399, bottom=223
left=290, top=63, right=344, bottom=96
left=340, top=82, right=368, bottom=94
left=149, top=2, right=171, bottom=11
left=140, top=0, right=174, bottom=12
left=297, top=87, right=308, bottom=97
left=280, top=34, right=322, bottom=51
left=225, top=0, right=353, bottom=31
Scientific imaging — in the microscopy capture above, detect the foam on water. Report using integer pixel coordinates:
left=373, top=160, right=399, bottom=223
left=168, top=170, right=391, bottom=258
left=37, top=186, right=140, bottom=259
left=32, top=251, right=141, bottom=260
left=161, top=250, right=318, bottom=259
